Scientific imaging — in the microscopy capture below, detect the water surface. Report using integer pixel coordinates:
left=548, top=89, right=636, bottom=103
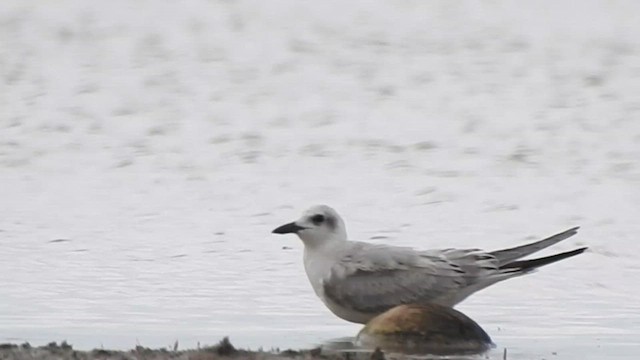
left=1, top=1, right=640, bottom=359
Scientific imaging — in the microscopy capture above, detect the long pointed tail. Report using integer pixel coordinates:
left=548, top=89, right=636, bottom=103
left=500, top=247, right=588, bottom=273
left=490, top=227, right=580, bottom=266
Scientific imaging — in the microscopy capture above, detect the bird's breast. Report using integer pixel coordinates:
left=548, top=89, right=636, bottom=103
left=303, top=249, right=333, bottom=297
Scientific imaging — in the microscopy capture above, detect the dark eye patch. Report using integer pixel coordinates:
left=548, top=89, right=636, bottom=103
left=311, top=214, right=325, bottom=225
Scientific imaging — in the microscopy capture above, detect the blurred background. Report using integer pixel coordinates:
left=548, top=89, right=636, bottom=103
left=1, top=1, right=639, bottom=359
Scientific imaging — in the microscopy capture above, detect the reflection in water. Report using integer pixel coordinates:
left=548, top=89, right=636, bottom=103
left=321, top=337, right=496, bottom=360
left=320, top=337, right=359, bottom=352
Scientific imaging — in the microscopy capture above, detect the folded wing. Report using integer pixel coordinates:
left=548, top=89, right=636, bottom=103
left=322, top=243, right=499, bottom=314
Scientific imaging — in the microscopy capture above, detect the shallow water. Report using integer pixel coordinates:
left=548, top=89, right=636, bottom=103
left=1, top=1, right=640, bottom=359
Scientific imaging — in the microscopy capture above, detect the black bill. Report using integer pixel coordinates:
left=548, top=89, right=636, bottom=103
left=272, top=222, right=306, bottom=234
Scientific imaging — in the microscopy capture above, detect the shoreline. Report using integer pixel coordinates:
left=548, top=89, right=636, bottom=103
left=0, top=337, right=396, bottom=360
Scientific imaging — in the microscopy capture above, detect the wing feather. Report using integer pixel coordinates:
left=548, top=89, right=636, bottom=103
left=322, top=243, right=499, bottom=314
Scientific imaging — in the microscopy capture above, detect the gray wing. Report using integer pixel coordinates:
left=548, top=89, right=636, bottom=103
left=489, top=227, right=579, bottom=266
left=322, top=243, right=499, bottom=314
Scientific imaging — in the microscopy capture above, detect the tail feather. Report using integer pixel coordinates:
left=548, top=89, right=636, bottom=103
left=500, top=247, right=588, bottom=272
left=490, top=227, right=580, bottom=266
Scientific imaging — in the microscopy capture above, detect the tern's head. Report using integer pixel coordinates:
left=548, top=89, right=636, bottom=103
left=272, top=205, right=347, bottom=247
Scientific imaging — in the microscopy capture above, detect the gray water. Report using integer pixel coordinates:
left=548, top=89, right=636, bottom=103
left=1, top=1, right=640, bottom=359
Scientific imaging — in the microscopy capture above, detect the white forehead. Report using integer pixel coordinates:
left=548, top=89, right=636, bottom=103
left=303, top=204, right=338, bottom=217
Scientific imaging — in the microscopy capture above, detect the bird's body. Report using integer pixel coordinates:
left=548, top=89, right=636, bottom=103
left=273, top=205, right=586, bottom=324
